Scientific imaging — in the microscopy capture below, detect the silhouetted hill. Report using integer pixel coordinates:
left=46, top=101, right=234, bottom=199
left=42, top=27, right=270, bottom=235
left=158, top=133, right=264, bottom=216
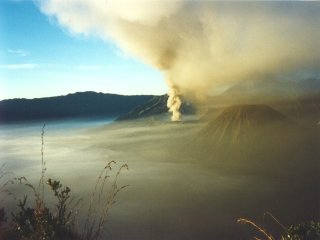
left=203, top=79, right=320, bottom=127
left=0, top=92, right=154, bottom=123
left=117, top=94, right=196, bottom=120
left=201, top=104, right=295, bottom=144
left=182, top=104, right=319, bottom=176
left=198, top=104, right=302, bottom=149
left=187, top=105, right=308, bottom=165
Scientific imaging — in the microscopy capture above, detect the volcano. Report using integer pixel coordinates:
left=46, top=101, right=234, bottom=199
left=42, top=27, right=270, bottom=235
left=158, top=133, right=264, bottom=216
left=117, top=95, right=196, bottom=121
left=201, top=104, right=296, bottom=145
left=184, top=104, right=319, bottom=175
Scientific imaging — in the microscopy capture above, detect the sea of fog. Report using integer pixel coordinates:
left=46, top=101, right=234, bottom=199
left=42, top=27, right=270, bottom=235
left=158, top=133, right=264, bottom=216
left=0, top=118, right=116, bottom=185
left=0, top=118, right=114, bottom=136
left=0, top=118, right=318, bottom=240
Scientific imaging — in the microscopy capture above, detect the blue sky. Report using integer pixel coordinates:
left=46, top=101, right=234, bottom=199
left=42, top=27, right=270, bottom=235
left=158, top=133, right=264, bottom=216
left=0, top=0, right=166, bottom=100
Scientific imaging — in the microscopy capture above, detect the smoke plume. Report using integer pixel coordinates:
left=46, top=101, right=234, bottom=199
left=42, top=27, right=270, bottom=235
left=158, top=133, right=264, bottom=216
left=37, top=0, right=320, bottom=121
left=167, top=84, right=181, bottom=121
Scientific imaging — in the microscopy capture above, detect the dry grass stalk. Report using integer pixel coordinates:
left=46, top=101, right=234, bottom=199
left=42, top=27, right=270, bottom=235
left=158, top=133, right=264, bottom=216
left=39, top=123, right=46, bottom=203
left=83, top=161, right=129, bottom=240
left=1, top=123, right=129, bottom=239
left=237, top=218, right=275, bottom=240
left=264, top=211, right=287, bottom=232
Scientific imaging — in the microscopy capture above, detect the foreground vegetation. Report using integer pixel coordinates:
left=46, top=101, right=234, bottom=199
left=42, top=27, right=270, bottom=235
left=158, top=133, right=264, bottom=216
left=0, top=124, right=128, bottom=239
left=238, top=216, right=320, bottom=240
left=0, top=164, right=128, bottom=240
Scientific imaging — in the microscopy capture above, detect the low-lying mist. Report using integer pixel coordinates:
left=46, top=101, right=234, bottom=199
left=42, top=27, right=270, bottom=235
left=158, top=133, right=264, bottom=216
left=1, top=108, right=319, bottom=239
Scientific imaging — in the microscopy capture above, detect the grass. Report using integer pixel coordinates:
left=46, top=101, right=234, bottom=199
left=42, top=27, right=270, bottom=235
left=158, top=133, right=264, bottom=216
left=238, top=212, right=320, bottom=240
left=0, top=124, right=128, bottom=239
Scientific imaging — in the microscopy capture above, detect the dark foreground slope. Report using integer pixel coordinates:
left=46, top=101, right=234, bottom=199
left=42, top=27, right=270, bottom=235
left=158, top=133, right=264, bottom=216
left=0, top=92, right=154, bottom=123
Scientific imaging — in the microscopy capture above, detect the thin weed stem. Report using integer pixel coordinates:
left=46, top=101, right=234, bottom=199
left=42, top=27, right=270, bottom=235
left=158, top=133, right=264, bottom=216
left=83, top=160, right=115, bottom=236
left=39, top=123, right=46, bottom=204
left=237, top=218, right=275, bottom=240
left=1, top=124, right=129, bottom=240
left=264, top=211, right=287, bottom=232
left=82, top=161, right=128, bottom=240
left=96, top=164, right=129, bottom=237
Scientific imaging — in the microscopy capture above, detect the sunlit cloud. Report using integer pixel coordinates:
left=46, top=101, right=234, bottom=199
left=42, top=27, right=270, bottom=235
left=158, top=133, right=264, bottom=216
left=73, top=65, right=103, bottom=71
left=7, top=49, right=30, bottom=57
left=105, top=64, right=132, bottom=70
left=43, top=64, right=132, bottom=71
left=0, top=64, right=38, bottom=70
left=73, top=64, right=132, bottom=71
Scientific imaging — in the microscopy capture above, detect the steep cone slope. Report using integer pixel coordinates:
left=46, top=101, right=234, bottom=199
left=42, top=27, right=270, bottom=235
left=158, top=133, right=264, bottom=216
left=183, top=104, right=319, bottom=176
left=201, top=104, right=295, bottom=145
left=175, top=104, right=319, bottom=236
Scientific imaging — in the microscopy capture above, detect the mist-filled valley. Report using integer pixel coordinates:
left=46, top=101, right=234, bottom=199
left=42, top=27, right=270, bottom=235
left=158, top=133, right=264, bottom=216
left=1, top=96, right=319, bottom=240
left=1, top=1, right=320, bottom=239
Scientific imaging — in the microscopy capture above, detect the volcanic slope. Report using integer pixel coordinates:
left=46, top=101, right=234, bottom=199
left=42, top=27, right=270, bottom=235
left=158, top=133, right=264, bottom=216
left=201, top=104, right=295, bottom=144
left=118, top=94, right=196, bottom=120
left=184, top=104, right=318, bottom=175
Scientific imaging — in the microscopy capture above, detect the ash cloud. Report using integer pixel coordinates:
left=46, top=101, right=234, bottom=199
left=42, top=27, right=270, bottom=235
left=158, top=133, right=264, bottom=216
left=36, top=0, right=320, bottom=120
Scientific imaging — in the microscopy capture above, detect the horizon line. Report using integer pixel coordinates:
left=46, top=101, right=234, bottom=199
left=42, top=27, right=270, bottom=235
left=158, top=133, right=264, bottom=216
left=0, top=91, right=166, bottom=101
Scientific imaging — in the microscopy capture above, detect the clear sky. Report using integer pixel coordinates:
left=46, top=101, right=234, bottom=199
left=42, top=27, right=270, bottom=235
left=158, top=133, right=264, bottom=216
left=0, top=0, right=167, bottom=100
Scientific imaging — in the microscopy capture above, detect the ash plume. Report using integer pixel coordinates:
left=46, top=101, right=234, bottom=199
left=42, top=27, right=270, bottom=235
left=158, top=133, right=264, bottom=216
left=36, top=0, right=320, bottom=121
left=167, top=85, right=181, bottom=121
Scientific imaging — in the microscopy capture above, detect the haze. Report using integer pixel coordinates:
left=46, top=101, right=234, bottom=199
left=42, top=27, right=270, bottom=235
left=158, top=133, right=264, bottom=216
left=0, top=1, right=319, bottom=239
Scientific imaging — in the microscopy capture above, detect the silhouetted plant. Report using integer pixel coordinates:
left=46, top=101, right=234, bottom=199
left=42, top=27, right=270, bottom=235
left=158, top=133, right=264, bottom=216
left=82, top=161, right=129, bottom=240
left=47, top=179, right=72, bottom=226
left=0, top=207, right=6, bottom=226
left=237, top=217, right=275, bottom=240
left=238, top=213, right=320, bottom=240
left=0, top=124, right=128, bottom=239
left=282, top=221, right=320, bottom=240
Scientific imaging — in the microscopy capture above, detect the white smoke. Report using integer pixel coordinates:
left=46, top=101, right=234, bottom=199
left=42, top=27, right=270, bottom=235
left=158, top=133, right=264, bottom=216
left=36, top=0, right=320, bottom=121
left=167, top=84, right=181, bottom=121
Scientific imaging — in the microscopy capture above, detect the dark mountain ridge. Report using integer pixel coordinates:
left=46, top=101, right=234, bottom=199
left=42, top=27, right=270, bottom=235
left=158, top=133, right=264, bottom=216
left=0, top=91, right=154, bottom=123
left=118, top=94, right=196, bottom=120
